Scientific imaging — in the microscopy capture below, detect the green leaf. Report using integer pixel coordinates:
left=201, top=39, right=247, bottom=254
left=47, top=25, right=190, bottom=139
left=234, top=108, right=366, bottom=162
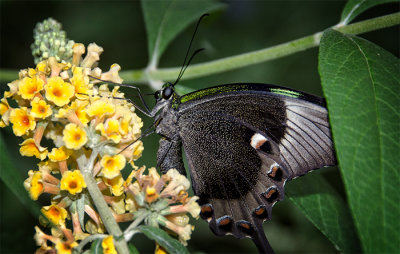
left=340, top=0, right=399, bottom=25
left=141, top=0, right=225, bottom=67
left=77, top=194, right=86, bottom=230
left=89, top=239, right=103, bottom=254
left=319, top=29, right=400, bottom=252
left=0, top=131, right=40, bottom=217
left=287, top=172, right=361, bottom=253
left=128, top=243, right=139, bottom=254
left=138, top=225, right=189, bottom=254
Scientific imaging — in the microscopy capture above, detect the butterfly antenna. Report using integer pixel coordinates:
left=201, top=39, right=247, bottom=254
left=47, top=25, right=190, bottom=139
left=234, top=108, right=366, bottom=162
left=173, top=13, right=209, bottom=86
left=174, top=48, right=205, bottom=85
left=88, top=75, right=152, bottom=115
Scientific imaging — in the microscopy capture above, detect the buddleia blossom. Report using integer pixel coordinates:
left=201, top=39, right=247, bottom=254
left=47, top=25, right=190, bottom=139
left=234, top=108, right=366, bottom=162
left=31, top=18, right=75, bottom=64
left=3, top=18, right=200, bottom=253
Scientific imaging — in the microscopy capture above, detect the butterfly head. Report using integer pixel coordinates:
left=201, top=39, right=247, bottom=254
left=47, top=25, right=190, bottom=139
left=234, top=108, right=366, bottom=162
left=154, top=82, right=175, bottom=102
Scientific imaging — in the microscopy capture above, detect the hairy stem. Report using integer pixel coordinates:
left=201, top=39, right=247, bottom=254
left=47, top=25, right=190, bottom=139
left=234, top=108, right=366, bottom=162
left=77, top=151, right=130, bottom=254
left=0, top=13, right=399, bottom=85
left=119, top=12, right=400, bottom=84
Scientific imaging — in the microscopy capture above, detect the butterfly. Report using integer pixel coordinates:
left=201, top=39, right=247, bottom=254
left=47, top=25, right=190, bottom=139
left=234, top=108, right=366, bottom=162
left=147, top=82, right=336, bottom=253
left=120, top=15, right=336, bottom=253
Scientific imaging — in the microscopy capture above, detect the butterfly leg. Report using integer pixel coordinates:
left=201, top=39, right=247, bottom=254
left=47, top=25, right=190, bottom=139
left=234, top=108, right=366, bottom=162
left=157, top=136, right=186, bottom=176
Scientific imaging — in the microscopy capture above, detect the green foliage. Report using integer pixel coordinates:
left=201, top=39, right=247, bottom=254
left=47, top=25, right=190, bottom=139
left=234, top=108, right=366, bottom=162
left=0, top=132, right=40, bottom=217
left=137, top=226, right=189, bottom=254
left=340, top=0, right=399, bottom=25
left=89, top=239, right=102, bottom=254
left=286, top=172, right=361, bottom=253
left=319, top=29, right=400, bottom=252
left=128, top=243, right=140, bottom=254
left=141, top=0, right=225, bottom=67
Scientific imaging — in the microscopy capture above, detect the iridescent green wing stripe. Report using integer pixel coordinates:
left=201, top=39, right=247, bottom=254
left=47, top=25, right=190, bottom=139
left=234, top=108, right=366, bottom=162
left=177, top=83, right=325, bottom=106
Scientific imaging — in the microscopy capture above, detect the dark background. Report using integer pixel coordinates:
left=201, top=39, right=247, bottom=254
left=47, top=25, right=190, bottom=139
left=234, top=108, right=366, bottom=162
left=0, top=1, right=398, bottom=253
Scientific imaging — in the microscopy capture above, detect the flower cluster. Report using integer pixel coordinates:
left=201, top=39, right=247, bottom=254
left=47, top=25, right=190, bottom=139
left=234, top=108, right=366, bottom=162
left=2, top=18, right=201, bottom=253
left=1, top=42, right=145, bottom=252
left=125, top=166, right=200, bottom=245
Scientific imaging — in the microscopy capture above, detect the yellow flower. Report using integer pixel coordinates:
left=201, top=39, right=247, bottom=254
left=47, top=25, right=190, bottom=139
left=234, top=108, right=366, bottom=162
left=55, top=241, right=78, bottom=254
left=132, top=141, right=144, bottom=160
left=145, top=186, right=159, bottom=203
left=41, top=204, right=68, bottom=226
left=96, top=119, right=121, bottom=143
left=19, top=138, right=48, bottom=160
left=30, top=97, right=52, bottom=119
left=45, top=77, right=75, bottom=106
left=102, top=235, right=117, bottom=254
left=60, top=170, right=86, bottom=195
left=100, top=154, right=126, bottom=179
left=73, top=100, right=90, bottom=125
left=18, top=76, right=44, bottom=100
left=86, top=99, right=115, bottom=118
left=48, top=146, right=72, bottom=161
left=0, top=98, right=11, bottom=127
left=155, top=243, right=168, bottom=254
left=70, top=66, right=91, bottom=99
left=63, top=123, right=87, bottom=150
left=24, top=170, right=44, bottom=200
left=9, top=107, right=36, bottom=136
left=103, top=174, right=124, bottom=196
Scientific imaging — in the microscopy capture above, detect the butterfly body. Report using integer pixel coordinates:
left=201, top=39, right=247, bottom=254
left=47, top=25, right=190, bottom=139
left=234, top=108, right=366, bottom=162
left=151, top=83, right=336, bottom=253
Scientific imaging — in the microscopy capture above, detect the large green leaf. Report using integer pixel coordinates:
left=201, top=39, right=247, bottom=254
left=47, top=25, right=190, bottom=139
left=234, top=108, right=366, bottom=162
left=141, top=0, right=225, bottom=67
left=137, top=225, right=189, bottom=254
left=0, top=131, right=40, bottom=217
left=286, top=172, right=361, bottom=253
left=319, top=29, right=400, bottom=252
left=340, top=0, right=399, bottom=25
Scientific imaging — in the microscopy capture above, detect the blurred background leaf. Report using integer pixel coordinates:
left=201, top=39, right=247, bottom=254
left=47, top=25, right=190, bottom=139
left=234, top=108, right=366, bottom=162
left=340, top=0, right=399, bottom=25
left=286, top=171, right=361, bottom=253
left=319, top=29, right=400, bottom=252
left=0, top=1, right=398, bottom=253
left=142, top=0, right=225, bottom=68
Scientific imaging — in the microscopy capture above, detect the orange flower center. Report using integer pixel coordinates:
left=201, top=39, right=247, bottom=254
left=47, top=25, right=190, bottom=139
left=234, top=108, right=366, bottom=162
left=28, top=87, right=37, bottom=94
left=39, top=106, right=46, bottom=113
left=63, top=243, right=72, bottom=250
left=49, top=207, right=60, bottom=216
left=69, top=181, right=77, bottom=189
left=106, top=159, right=114, bottom=167
left=74, top=134, right=81, bottom=141
left=22, top=115, right=30, bottom=126
left=53, top=88, right=62, bottom=97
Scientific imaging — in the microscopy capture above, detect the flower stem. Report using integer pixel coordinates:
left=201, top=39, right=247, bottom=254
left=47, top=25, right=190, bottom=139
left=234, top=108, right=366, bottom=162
left=76, top=151, right=130, bottom=254
left=124, top=210, right=150, bottom=241
left=119, top=12, right=400, bottom=83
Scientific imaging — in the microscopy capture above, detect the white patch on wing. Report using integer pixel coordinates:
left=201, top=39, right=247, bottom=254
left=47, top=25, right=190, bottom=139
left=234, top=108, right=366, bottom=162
left=250, top=133, right=268, bottom=149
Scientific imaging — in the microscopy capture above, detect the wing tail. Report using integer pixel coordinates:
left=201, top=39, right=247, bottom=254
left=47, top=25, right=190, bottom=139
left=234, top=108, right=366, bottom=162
left=252, top=222, right=275, bottom=254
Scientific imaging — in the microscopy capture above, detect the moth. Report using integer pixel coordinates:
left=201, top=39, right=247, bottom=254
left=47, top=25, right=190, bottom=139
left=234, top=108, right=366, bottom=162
left=122, top=15, right=336, bottom=253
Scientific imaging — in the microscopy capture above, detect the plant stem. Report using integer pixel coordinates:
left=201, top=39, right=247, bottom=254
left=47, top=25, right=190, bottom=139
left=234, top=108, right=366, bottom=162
left=119, top=12, right=400, bottom=83
left=124, top=210, right=151, bottom=241
left=77, top=151, right=130, bottom=254
left=0, top=12, right=399, bottom=84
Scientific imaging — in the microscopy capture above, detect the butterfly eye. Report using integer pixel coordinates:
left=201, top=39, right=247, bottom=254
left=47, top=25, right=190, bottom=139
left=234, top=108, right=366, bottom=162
left=162, top=87, right=173, bottom=99
left=154, top=90, right=161, bottom=100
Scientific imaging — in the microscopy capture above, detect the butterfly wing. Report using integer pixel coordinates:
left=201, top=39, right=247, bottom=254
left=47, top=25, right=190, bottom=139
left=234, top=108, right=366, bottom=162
left=176, top=84, right=335, bottom=251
